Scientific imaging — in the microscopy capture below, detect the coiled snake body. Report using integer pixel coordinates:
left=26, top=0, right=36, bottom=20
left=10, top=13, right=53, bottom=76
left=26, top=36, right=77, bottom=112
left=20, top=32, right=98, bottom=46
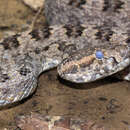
left=0, top=0, right=129, bottom=106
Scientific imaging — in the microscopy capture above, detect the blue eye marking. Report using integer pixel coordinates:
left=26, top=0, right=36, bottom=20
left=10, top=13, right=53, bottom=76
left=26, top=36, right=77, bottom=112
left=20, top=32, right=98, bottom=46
left=95, top=51, right=104, bottom=59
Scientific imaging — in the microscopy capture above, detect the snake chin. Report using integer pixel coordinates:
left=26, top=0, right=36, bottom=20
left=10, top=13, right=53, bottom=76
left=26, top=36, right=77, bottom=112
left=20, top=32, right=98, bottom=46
left=57, top=55, right=130, bottom=83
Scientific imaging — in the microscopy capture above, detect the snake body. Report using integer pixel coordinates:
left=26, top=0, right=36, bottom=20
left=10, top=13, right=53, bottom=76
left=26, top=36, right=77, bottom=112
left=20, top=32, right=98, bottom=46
left=0, top=0, right=129, bottom=106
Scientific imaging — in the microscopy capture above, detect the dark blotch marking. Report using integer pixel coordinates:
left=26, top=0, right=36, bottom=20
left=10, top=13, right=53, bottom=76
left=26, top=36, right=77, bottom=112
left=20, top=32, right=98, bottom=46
left=34, top=46, right=50, bottom=54
left=42, top=25, right=52, bottom=38
left=34, top=47, right=41, bottom=54
left=64, top=25, right=73, bottom=37
left=68, top=0, right=86, bottom=9
left=0, top=74, right=10, bottom=82
left=95, top=31, right=102, bottom=40
left=64, top=24, right=85, bottom=37
left=95, top=25, right=113, bottom=41
left=103, top=0, right=111, bottom=11
left=105, top=30, right=113, bottom=41
left=58, top=42, right=76, bottom=53
left=20, top=67, right=31, bottom=76
left=58, top=41, right=66, bottom=51
left=113, top=0, right=124, bottom=12
left=103, top=0, right=124, bottom=12
left=0, top=34, right=20, bottom=50
left=29, top=29, right=41, bottom=41
left=43, top=46, right=49, bottom=51
left=126, top=37, right=130, bottom=47
left=29, top=25, right=52, bottom=40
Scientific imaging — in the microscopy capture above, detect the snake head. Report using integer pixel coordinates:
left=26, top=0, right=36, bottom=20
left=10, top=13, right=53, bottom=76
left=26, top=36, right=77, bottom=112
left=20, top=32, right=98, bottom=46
left=58, top=45, right=130, bottom=83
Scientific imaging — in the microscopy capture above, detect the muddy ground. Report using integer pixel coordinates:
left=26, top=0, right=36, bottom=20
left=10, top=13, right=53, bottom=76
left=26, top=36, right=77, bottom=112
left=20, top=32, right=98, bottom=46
left=0, top=0, right=130, bottom=129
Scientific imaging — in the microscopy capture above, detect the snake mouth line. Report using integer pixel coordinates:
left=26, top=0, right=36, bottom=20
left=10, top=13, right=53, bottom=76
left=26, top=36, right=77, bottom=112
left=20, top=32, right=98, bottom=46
left=58, top=56, right=130, bottom=83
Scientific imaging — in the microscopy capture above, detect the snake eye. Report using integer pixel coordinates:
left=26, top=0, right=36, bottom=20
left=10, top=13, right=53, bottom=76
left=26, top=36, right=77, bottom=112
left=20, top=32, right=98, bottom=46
left=95, top=51, right=104, bottom=59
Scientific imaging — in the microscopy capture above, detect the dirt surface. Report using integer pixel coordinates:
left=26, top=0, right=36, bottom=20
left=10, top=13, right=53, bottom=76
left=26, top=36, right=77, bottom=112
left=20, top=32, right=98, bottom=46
left=0, top=0, right=45, bottom=39
left=0, top=0, right=130, bottom=130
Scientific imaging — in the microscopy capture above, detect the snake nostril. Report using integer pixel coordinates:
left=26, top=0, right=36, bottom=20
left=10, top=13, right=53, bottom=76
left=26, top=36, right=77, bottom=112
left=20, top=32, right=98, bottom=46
left=109, top=57, right=118, bottom=64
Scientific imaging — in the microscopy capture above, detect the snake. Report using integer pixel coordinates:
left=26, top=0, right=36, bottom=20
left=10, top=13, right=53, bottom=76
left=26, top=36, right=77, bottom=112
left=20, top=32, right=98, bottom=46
left=0, top=0, right=129, bottom=106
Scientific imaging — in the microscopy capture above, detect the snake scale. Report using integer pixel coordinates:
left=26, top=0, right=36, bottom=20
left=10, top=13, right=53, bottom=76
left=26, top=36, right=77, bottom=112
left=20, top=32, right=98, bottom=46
left=0, top=0, right=129, bottom=106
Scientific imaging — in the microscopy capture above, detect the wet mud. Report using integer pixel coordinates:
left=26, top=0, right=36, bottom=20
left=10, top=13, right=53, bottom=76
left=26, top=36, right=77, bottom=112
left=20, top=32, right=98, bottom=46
left=0, top=0, right=130, bottom=129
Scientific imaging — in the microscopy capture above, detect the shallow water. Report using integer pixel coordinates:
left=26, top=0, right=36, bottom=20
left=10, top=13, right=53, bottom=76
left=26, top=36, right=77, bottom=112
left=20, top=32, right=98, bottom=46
left=0, top=0, right=130, bottom=129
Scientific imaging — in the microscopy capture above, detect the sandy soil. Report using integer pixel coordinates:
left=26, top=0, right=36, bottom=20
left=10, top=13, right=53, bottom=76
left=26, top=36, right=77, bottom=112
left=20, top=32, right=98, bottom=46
left=0, top=0, right=130, bottom=129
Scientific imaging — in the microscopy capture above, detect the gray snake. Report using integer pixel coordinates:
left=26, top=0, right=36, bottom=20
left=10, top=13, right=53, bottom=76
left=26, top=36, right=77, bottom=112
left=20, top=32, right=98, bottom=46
left=0, top=0, right=129, bottom=106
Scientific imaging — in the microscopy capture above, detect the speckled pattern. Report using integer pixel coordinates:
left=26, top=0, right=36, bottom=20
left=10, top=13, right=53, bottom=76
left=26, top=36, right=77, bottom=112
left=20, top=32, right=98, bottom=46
left=45, top=0, right=130, bottom=82
left=0, top=0, right=129, bottom=106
